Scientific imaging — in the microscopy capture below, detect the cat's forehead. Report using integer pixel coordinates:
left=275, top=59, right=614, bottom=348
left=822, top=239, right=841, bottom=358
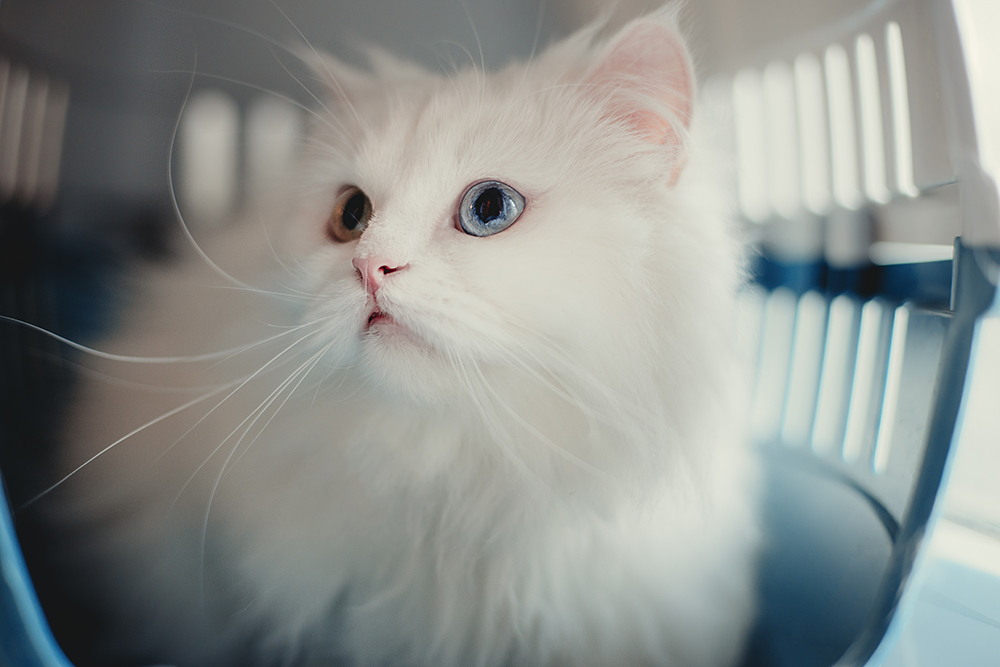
left=349, top=67, right=592, bottom=202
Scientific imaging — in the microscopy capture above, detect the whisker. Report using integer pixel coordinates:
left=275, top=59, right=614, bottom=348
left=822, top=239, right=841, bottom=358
left=467, top=360, right=613, bottom=483
left=25, top=323, right=328, bottom=509
left=164, top=331, right=318, bottom=507
left=516, top=80, right=605, bottom=103
left=167, top=55, right=261, bottom=292
left=435, top=41, right=479, bottom=76
left=257, top=213, right=322, bottom=284
left=447, top=352, right=533, bottom=484
left=267, top=46, right=350, bottom=142
left=492, top=341, right=602, bottom=435
left=269, top=0, right=365, bottom=130
left=310, top=355, right=344, bottom=405
left=226, top=339, right=334, bottom=471
left=0, top=314, right=322, bottom=364
left=149, top=68, right=339, bottom=137
left=209, top=345, right=326, bottom=493
left=146, top=2, right=303, bottom=60
left=499, top=316, right=655, bottom=432
left=447, top=296, right=658, bottom=443
left=209, top=285, right=323, bottom=301
left=273, top=282, right=326, bottom=300
left=192, top=342, right=333, bottom=598
left=19, top=379, right=241, bottom=509
left=204, top=318, right=334, bottom=370
left=32, top=352, right=231, bottom=394
left=527, top=0, right=548, bottom=63
left=304, top=355, right=365, bottom=405
left=513, top=0, right=549, bottom=96
left=457, top=0, right=486, bottom=94
left=534, top=346, right=653, bottom=437
left=151, top=353, right=311, bottom=468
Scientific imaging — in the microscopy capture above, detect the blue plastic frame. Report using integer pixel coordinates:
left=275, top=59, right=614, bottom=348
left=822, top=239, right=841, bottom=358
left=0, top=479, right=74, bottom=667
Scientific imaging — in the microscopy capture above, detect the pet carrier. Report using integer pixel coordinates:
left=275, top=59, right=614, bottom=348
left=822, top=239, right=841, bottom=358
left=0, top=0, right=998, bottom=666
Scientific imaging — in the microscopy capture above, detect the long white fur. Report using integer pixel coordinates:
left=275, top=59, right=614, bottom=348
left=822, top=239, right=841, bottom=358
left=54, top=7, right=759, bottom=667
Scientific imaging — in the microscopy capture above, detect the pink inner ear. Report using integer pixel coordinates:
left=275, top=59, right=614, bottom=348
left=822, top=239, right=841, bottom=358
left=588, top=21, right=693, bottom=149
left=621, top=110, right=679, bottom=147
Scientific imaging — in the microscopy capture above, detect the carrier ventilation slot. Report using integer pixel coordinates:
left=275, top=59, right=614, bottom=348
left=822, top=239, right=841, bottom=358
left=729, top=17, right=955, bottom=520
left=0, top=58, right=68, bottom=211
left=744, top=288, right=948, bottom=517
left=177, top=88, right=303, bottom=227
left=885, top=22, right=918, bottom=197
left=856, top=33, right=890, bottom=204
left=794, top=53, right=830, bottom=215
left=726, top=20, right=918, bottom=227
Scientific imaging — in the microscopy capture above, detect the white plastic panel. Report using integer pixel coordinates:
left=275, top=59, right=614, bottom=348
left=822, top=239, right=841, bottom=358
left=795, top=52, right=832, bottom=214
left=246, top=96, right=302, bottom=206
left=885, top=20, right=918, bottom=197
left=733, top=67, right=770, bottom=222
left=782, top=291, right=827, bottom=446
left=179, top=89, right=240, bottom=224
left=751, top=288, right=797, bottom=441
left=843, top=299, right=887, bottom=463
left=856, top=32, right=890, bottom=204
left=825, top=43, right=862, bottom=210
left=763, top=60, right=801, bottom=218
left=873, top=304, right=909, bottom=473
left=0, top=64, right=28, bottom=201
left=951, top=0, right=1000, bottom=244
left=813, top=294, right=859, bottom=456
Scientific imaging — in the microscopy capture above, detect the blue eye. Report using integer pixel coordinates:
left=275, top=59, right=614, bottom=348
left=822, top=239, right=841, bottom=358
left=458, top=181, right=525, bottom=237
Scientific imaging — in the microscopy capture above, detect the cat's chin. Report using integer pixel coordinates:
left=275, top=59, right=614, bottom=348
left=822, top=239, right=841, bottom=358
left=358, top=325, right=464, bottom=404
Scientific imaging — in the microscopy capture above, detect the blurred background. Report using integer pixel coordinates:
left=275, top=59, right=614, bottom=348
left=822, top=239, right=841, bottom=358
left=0, top=1, right=998, bottom=666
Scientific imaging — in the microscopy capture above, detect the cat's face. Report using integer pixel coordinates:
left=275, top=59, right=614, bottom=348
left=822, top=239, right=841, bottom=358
left=287, top=15, right=697, bottom=409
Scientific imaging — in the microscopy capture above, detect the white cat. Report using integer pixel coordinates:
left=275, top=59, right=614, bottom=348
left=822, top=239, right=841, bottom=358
left=52, top=7, right=759, bottom=667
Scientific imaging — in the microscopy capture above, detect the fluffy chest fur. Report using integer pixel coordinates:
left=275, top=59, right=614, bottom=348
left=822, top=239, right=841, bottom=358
left=52, top=8, right=760, bottom=667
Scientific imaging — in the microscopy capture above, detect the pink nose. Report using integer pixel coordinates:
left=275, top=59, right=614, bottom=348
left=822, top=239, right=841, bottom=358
left=353, top=256, right=408, bottom=295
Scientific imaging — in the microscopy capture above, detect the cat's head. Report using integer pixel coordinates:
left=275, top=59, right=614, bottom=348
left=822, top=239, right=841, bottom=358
left=281, top=9, right=740, bottom=482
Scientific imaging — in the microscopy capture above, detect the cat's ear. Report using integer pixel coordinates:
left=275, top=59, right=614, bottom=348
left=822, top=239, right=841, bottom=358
left=586, top=13, right=694, bottom=184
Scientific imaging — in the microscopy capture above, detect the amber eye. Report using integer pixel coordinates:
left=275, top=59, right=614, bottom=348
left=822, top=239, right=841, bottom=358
left=328, top=187, right=372, bottom=242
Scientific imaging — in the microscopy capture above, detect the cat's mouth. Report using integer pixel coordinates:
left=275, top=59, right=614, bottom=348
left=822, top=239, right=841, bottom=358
left=366, top=306, right=396, bottom=329
left=364, top=302, right=430, bottom=347
left=367, top=306, right=395, bottom=329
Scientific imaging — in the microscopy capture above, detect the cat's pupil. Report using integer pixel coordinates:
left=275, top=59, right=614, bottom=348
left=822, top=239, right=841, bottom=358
left=474, top=188, right=503, bottom=223
left=343, top=192, right=368, bottom=230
